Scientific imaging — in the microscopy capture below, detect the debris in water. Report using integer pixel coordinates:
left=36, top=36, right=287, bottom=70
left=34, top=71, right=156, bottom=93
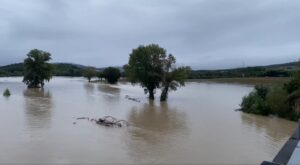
left=75, top=116, right=128, bottom=127
left=125, top=95, right=140, bottom=102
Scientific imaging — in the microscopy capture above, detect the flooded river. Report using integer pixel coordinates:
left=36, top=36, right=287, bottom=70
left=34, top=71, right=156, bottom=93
left=0, top=77, right=297, bottom=164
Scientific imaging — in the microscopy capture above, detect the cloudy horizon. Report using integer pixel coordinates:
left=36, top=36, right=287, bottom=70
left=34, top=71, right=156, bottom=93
left=1, top=0, right=300, bottom=69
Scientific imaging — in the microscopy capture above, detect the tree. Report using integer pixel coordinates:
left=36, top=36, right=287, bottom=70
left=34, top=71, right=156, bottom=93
left=103, top=67, right=121, bottom=84
left=97, top=71, right=105, bottom=81
left=124, top=44, right=166, bottom=100
left=23, top=49, right=54, bottom=88
left=82, top=68, right=97, bottom=82
left=160, top=54, right=191, bottom=101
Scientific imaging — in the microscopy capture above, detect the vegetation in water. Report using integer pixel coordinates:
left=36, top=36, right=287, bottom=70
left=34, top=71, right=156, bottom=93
left=3, top=89, right=11, bottom=97
left=23, top=49, right=54, bottom=88
left=124, top=44, right=190, bottom=101
left=240, top=71, right=300, bottom=121
left=103, top=67, right=121, bottom=84
left=82, top=68, right=97, bottom=82
left=160, top=55, right=191, bottom=101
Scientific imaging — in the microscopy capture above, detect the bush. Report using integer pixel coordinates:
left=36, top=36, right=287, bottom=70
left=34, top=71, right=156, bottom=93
left=240, top=87, right=270, bottom=116
left=266, top=86, right=289, bottom=117
left=284, top=71, right=300, bottom=93
left=3, top=89, right=11, bottom=97
left=254, top=85, right=268, bottom=99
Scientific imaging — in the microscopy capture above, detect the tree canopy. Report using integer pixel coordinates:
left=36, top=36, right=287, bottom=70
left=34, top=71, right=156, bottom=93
left=103, top=67, right=121, bottom=84
left=23, top=49, right=54, bottom=88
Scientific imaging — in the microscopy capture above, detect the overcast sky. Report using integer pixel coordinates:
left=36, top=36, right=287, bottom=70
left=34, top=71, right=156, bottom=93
left=0, top=0, right=300, bottom=69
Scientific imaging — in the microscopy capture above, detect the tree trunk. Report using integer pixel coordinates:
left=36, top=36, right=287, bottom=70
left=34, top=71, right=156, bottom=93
left=149, top=89, right=155, bottom=100
left=160, top=85, right=169, bottom=102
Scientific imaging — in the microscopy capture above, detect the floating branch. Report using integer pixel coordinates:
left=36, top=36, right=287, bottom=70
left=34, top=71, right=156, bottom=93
left=125, top=95, right=141, bottom=102
left=75, top=116, right=129, bottom=127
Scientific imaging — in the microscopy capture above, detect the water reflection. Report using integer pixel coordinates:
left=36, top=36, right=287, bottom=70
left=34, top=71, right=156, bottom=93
left=97, top=83, right=120, bottom=101
left=127, top=101, right=187, bottom=162
left=83, top=83, right=95, bottom=95
left=23, top=88, right=53, bottom=130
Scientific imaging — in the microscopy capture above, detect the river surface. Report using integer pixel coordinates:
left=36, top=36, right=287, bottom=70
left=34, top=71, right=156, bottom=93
left=0, top=77, right=297, bottom=164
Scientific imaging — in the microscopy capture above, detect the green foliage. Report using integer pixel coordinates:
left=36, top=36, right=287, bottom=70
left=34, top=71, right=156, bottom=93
left=3, top=89, right=11, bottom=97
left=240, top=88, right=270, bottom=116
left=266, top=86, right=289, bottom=117
left=97, top=71, right=105, bottom=80
left=160, top=54, right=191, bottom=101
left=124, top=44, right=166, bottom=100
left=82, top=68, right=97, bottom=82
left=23, top=49, right=54, bottom=88
left=125, top=44, right=190, bottom=101
left=103, top=67, right=121, bottom=84
left=284, top=71, right=300, bottom=93
left=240, top=73, right=300, bottom=121
left=254, top=85, right=268, bottom=100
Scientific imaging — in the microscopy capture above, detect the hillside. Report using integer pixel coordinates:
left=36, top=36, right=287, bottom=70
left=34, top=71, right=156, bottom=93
left=0, top=61, right=299, bottom=78
left=0, top=63, right=90, bottom=77
left=189, top=61, right=300, bottom=79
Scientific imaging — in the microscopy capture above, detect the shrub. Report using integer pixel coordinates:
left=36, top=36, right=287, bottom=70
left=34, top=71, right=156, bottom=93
left=240, top=88, right=270, bottom=116
left=266, top=86, right=289, bottom=117
left=3, top=89, right=11, bottom=97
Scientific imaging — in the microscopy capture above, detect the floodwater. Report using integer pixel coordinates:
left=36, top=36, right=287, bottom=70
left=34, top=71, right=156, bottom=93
left=0, top=77, right=297, bottom=164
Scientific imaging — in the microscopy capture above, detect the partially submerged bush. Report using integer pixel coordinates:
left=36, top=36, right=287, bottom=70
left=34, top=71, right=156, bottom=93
left=266, top=86, right=289, bottom=117
left=240, top=89, right=270, bottom=116
left=3, top=89, right=11, bottom=97
left=240, top=70, right=300, bottom=121
left=240, top=83, right=300, bottom=121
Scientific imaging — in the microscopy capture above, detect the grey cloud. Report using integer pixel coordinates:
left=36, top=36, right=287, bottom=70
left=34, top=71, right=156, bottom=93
left=0, top=0, right=299, bottom=69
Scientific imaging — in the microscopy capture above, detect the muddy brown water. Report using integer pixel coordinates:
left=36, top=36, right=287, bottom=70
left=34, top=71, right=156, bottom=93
left=0, top=77, right=297, bottom=164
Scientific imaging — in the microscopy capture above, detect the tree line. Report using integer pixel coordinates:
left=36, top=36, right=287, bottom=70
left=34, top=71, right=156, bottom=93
left=18, top=44, right=190, bottom=101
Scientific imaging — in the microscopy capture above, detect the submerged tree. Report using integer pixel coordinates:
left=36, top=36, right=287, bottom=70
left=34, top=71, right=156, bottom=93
left=160, top=55, right=191, bottom=101
left=125, top=44, right=190, bottom=101
left=82, top=68, right=97, bottom=82
left=103, top=67, right=121, bottom=84
left=23, top=49, right=54, bottom=88
left=124, top=44, right=165, bottom=100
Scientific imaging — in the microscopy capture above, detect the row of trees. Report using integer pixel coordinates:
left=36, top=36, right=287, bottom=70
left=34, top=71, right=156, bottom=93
left=21, top=44, right=190, bottom=101
left=82, top=67, right=121, bottom=84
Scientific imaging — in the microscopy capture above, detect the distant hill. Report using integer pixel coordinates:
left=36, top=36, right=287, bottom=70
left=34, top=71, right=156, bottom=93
left=189, top=61, right=300, bottom=79
left=0, top=61, right=299, bottom=78
left=0, top=63, right=88, bottom=77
